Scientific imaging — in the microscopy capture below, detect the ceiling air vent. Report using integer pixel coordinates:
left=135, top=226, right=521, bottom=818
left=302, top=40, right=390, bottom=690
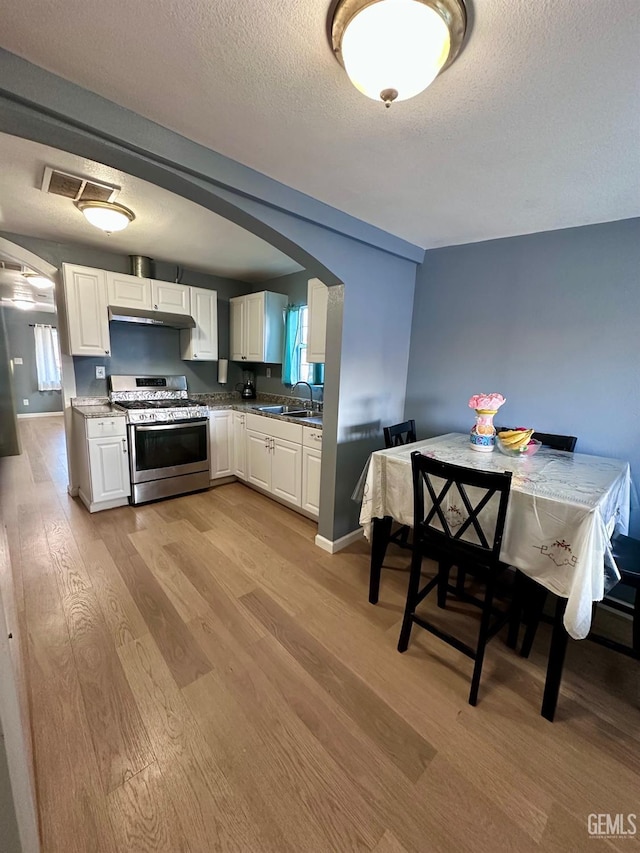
left=41, top=167, right=120, bottom=203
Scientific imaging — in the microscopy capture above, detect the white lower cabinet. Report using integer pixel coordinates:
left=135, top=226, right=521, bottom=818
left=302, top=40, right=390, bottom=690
left=302, top=429, right=323, bottom=517
left=245, top=414, right=303, bottom=508
left=74, top=413, right=130, bottom=512
left=209, top=410, right=234, bottom=480
left=233, top=412, right=247, bottom=480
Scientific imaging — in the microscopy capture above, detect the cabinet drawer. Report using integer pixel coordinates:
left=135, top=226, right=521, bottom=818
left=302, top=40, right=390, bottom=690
left=86, top=417, right=127, bottom=439
left=245, top=413, right=303, bottom=444
left=302, top=428, right=323, bottom=448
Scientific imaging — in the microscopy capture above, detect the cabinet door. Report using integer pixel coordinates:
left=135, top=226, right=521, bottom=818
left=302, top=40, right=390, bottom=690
left=246, top=429, right=271, bottom=490
left=307, top=278, right=328, bottom=363
left=88, top=436, right=131, bottom=502
left=62, top=264, right=111, bottom=356
left=302, top=446, right=322, bottom=517
left=271, top=437, right=302, bottom=507
left=209, top=410, right=234, bottom=479
left=106, top=272, right=152, bottom=309
left=233, top=412, right=247, bottom=479
left=230, top=297, right=245, bottom=361
left=182, top=287, right=218, bottom=360
left=151, top=280, right=190, bottom=314
left=245, top=292, right=265, bottom=362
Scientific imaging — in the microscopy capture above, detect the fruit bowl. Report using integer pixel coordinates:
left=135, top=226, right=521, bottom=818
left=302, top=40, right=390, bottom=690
left=496, top=435, right=541, bottom=458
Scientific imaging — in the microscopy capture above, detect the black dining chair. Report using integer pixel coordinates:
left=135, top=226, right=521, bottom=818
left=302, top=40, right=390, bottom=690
left=383, top=419, right=417, bottom=550
left=398, top=452, right=513, bottom=706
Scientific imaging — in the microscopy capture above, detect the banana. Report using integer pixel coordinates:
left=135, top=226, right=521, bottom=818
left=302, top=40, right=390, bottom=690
left=498, top=429, right=534, bottom=450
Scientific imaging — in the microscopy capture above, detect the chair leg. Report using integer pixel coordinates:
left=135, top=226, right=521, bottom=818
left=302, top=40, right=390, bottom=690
left=468, top=574, right=496, bottom=706
left=506, top=570, right=524, bottom=649
left=541, top=597, right=569, bottom=722
left=369, top=516, right=393, bottom=605
left=456, top=567, right=466, bottom=596
left=437, top=561, right=452, bottom=609
left=520, top=583, right=548, bottom=658
left=398, top=548, right=424, bottom=653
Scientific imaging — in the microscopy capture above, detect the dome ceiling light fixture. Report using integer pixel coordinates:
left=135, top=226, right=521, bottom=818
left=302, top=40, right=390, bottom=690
left=331, top=0, right=467, bottom=107
left=22, top=272, right=55, bottom=289
left=76, top=200, right=136, bottom=234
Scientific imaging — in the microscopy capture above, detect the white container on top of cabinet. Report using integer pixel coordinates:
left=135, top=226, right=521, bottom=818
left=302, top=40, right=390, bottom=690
left=230, top=291, right=287, bottom=363
left=306, top=278, right=328, bottom=364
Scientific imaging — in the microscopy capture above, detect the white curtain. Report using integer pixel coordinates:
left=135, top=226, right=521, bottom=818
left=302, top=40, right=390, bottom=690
left=34, top=324, right=61, bottom=391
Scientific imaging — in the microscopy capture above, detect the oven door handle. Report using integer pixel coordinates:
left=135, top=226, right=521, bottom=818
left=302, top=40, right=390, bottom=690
left=134, top=420, right=207, bottom=432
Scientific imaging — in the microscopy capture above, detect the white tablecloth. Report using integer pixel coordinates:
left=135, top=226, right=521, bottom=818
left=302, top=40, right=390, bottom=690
left=358, top=434, right=631, bottom=640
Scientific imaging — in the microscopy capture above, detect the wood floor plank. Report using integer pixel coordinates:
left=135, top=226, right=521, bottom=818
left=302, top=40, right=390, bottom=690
left=25, top=552, right=118, bottom=853
left=63, top=585, right=155, bottom=792
left=82, top=538, right=149, bottom=647
left=118, top=633, right=276, bottom=852
left=128, top=525, right=212, bottom=623
left=107, top=762, right=191, bottom=853
left=240, top=587, right=436, bottom=782
left=373, top=831, right=410, bottom=853
left=114, top=551, right=212, bottom=689
left=184, top=620, right=384, bottom=852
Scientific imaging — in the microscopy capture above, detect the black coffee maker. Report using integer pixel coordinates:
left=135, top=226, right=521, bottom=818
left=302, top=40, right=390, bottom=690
left=236, top=370, right=256, bottom=400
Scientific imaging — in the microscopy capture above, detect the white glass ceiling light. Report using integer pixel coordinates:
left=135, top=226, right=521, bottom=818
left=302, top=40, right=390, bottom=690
left=331, top=0, right=467, bottom=107
left=22, top=273, right=54, bottom=289
left=76, top=200, right=135, bottom=233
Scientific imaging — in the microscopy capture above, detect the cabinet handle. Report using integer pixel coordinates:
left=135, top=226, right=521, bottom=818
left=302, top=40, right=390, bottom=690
left=122, top=438, right=127, bottom=453
left=105, top=350, right=110, bottom=355
left=194, top=354, right=198, bottom=358
left=154, top=304, right=158, bottom=309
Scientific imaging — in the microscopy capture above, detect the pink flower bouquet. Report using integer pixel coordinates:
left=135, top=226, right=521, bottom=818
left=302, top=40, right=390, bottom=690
left=468, top=393, right=506, bottom=413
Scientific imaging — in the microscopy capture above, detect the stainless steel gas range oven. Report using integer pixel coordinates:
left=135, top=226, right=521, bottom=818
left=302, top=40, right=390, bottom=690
left=109, top=375, right=209, bottom=505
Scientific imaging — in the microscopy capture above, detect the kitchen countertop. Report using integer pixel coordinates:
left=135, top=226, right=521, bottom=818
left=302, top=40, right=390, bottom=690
left=71, top=396, right=323, bottom=429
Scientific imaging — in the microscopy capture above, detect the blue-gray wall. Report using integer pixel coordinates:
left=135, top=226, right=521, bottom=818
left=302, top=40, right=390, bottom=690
left=407, top=217, right=640, bottom=533
left=4, top=307, right=62, bottom=415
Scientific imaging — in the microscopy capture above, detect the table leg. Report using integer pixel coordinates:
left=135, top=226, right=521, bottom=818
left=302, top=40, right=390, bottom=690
left=541, top=597, right=569, bottom=722
left=369, top=516, right=393, bottom=605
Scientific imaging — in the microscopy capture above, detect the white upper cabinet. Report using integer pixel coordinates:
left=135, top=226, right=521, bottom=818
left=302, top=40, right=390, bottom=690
left=181, top=287, right=218, bottom=361
left=229, top=291, right=287, bottom=362
left=62, top=263, right=111, bottom=357
left=106, top=271, right=190, bottom=315
left=106, top=271, right=153, bottom=309
left=307, top=278, right=328, bottom=364
left=151, top=280, right=190, bottom=314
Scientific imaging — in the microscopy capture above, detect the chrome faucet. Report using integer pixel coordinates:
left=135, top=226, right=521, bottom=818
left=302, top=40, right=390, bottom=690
left=291, top=381, right=314, bottom=410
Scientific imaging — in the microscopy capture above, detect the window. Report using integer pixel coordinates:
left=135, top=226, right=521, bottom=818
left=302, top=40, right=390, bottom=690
left=34, top=324, right=62, bottom=391
left=282, top=305, right=324, bottom=387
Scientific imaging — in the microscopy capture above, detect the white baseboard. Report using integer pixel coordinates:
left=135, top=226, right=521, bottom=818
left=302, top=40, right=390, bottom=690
left=17, top=411, right=64, bottom=419
left=315, top=527, right=364, bottom=554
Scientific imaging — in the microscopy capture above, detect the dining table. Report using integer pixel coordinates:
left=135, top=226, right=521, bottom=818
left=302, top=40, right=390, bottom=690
left=358, top=433, right=631, bottom=718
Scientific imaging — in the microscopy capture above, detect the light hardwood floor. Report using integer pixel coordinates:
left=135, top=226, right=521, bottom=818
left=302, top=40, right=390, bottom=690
left=1, top=416, right=639, bottom=852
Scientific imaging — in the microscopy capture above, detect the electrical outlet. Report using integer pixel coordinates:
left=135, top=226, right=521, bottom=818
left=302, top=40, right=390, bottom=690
left=23, top=399, right=29, bottom=406
left=266, top=368, right=271, bottom=378
left=14, top=357, right=23, bottom=365
left=95, top=366, right=106, bottom=379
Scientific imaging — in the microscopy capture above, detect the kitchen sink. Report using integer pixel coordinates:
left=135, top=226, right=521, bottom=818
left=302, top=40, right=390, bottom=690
left=285, top=410, right=320, bottom=419
left=254, top=404, right=307, bottom=414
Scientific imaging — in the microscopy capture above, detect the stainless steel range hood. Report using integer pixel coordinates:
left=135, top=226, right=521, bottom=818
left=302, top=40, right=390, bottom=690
left=108, top=306, right=196, bottom=329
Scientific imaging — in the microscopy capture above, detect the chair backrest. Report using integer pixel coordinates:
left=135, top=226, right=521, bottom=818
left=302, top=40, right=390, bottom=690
left=411, top=451, right=512, bottom=569
left=384, top=419, right=417, bottom=449
left=496, top=427, right=577, bottom=453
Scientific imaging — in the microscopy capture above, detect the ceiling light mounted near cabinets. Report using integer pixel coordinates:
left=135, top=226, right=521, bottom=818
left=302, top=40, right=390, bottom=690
left=76, top=200, right=136, bottom=234
left=331, top=0, right=467, bottom=107
left=22, top=272, right=54, bottom=289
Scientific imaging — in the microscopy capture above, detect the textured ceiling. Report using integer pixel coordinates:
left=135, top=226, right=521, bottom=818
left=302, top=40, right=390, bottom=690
left=0, top=0, right=638, bottom=249
left=0, top=133, right=301, bottom=281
